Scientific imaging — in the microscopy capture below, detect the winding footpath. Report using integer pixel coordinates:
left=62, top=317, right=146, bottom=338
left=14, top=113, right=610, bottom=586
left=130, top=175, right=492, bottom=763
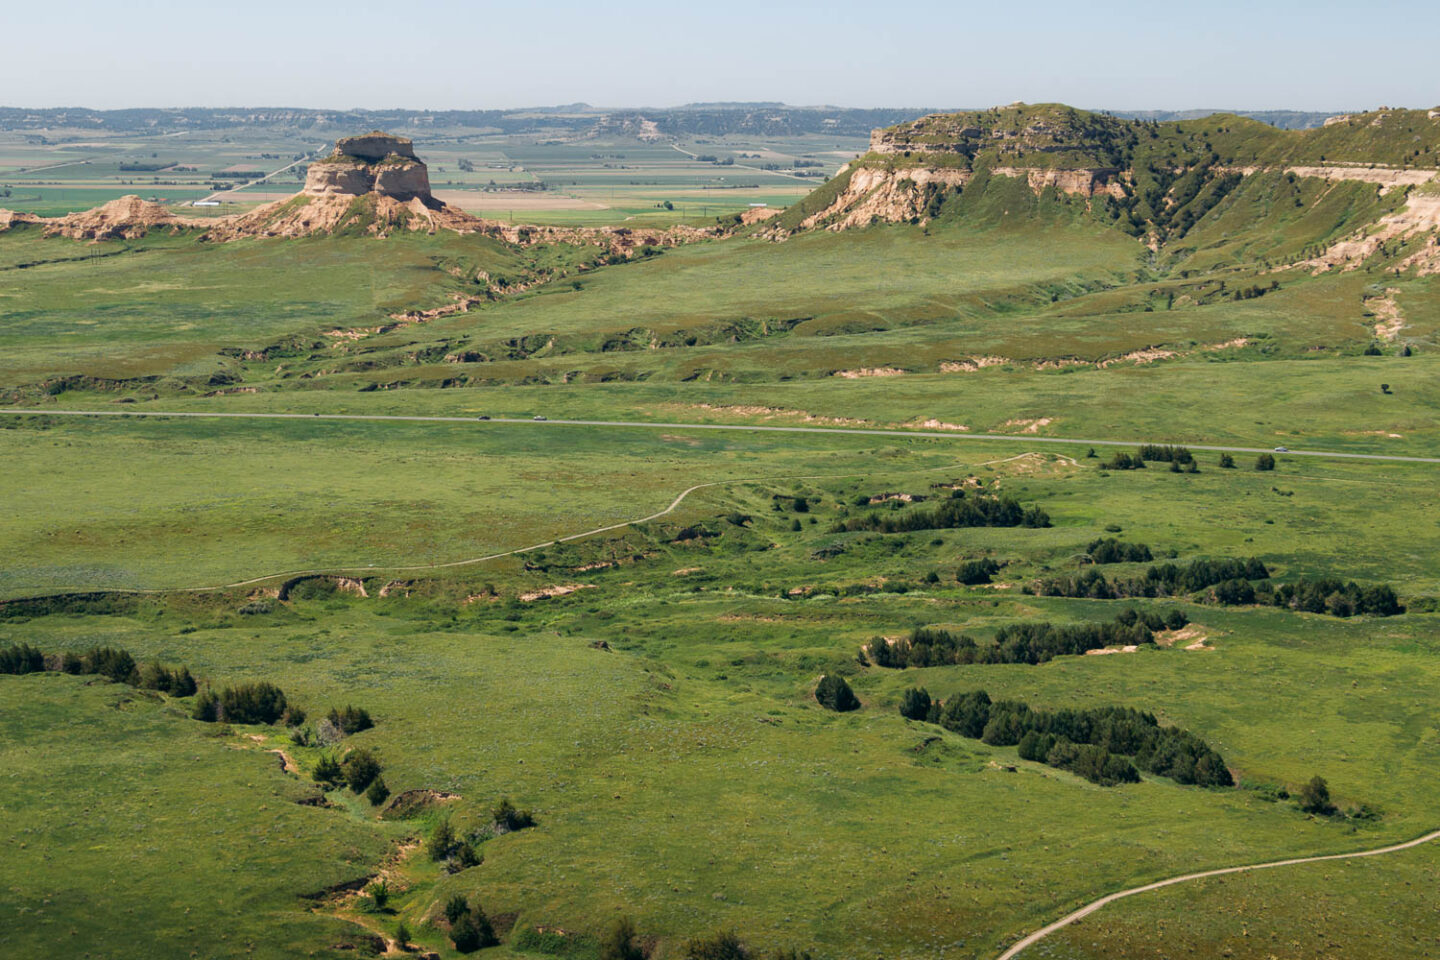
left=995, top=828, right=1440, bottom=959
left=6, top=404, right=1440, bottom=951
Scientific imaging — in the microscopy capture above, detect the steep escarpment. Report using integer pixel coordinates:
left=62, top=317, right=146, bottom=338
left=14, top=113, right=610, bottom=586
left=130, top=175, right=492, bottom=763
left=779, top=102, right=1440, bottom=273
left=302, top=132, right=432, bottom=201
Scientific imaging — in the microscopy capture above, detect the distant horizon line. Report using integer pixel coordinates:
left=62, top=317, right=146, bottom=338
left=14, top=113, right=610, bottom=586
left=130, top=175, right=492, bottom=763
left=2, top=101, right=1417, bottom=116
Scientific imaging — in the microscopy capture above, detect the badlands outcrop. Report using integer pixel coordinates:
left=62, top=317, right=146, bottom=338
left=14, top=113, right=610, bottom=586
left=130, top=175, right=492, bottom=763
left=0, top=131, right=716, bottom=255
left=302, top=132, right=432, bottom=201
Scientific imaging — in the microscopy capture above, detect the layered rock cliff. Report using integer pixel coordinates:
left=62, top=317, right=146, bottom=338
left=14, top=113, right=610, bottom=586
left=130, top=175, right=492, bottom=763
left=303, top=132, right=432, bottom=201
left=778, top=102, right=1440, bottom=247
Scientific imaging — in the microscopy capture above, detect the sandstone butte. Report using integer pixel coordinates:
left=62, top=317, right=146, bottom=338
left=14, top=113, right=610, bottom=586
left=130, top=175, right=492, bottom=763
left=0, top=131, right=710, bottom=254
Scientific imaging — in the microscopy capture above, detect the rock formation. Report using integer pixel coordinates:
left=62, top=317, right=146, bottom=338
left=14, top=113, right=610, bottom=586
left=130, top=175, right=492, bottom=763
left=303, top=132, right=432, bottom=202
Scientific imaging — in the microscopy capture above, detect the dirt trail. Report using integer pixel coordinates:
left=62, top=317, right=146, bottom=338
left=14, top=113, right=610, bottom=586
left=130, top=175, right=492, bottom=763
left=3, top=408, right=1440, bottom=598
left=994, top=828, right=1440, bottom=960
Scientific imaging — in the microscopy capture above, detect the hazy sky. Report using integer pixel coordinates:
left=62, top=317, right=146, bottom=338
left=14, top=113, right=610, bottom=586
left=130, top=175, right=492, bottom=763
left=5, top=0, right=1436, bottom=112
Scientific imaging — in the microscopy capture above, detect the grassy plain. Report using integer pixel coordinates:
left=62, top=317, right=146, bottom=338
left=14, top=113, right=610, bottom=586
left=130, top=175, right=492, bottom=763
left=4, top=444, right=1440, bottom=959
left=3, top=121, right=1440, bottom=960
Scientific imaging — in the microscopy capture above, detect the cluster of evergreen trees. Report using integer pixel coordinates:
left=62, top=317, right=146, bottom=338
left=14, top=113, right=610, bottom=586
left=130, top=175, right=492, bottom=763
left=1086, top=538, right=1153, bottom=563
left=444, top=894, right=499, bottom=952
left=1137, top=444, right=1194, bottom=464
left=0, top=642, right=197, bottom=696
left=899, top=689, right=1233, bottom=788
left=316, top=745, right=390, bottom=802
left=863, top=626, right=977, bottom=668
left=1035, top=558, right=1402, bottom=617
left=0, top=642, right=44, bottom=674
left=866, top=610, right=1187, bottom=669
left=988, top=609, right=1181, bottom=664
left=193, top=680, right=293, bottom=725
left=832, top=494, right=1049, bottom=534
left=1102, top=445, right=1202, bottom=472
left=956, top=558, right=1001, bottom=584
left=1267, top=578, right=1402, bottom=617
left=427, top=816, right=484, bottom=874
left=1034, top=556, right=1269, bottom=599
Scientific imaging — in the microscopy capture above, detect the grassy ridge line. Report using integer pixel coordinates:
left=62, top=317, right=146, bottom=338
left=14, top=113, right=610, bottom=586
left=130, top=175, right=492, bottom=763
left=7, top=408, right=1440, bottom=464
left=996, top=827, right=1440, bottom=960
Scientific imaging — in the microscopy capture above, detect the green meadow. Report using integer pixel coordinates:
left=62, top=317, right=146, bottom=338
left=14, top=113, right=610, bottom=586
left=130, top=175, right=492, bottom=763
left=3, top=106, right=1440, bottom=960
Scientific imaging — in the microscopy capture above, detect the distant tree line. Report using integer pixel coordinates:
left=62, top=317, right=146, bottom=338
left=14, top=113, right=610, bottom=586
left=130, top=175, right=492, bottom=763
left=864, top=609, right=1187, bottom=669
left=833, top=493, right=1050, bottom=534
left=1033, top=556, right=1269, bottom=599
left=899, top=689, right=1233, bottom=788
left=1033, top=556, right=1402, bottom=617
left=0, top=642, right=197, bottom=696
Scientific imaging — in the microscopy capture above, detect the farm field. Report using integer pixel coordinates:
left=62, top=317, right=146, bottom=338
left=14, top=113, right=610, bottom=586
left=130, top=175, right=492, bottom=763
left=4, top=100, right=1440, bottom=960
left=0, top=126, right=852, bottom=223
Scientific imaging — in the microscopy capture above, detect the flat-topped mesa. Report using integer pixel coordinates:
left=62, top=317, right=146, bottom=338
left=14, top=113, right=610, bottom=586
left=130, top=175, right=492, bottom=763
left=304, top=130, right=432, bottom=201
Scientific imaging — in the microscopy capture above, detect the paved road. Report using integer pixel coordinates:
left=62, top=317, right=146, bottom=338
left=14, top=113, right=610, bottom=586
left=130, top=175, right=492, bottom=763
left=669, top=143, right=822, bottom=183
left=995, top=827, right=1440, bottom=959
left=199, top=149, right=324, bottom=203
left=5, top=408, right=1440, bottom=465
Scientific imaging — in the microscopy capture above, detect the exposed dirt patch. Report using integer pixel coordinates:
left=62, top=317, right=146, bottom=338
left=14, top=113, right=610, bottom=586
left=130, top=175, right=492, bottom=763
left=672, top=566, right=703, bottom=576
left=914, top=418, right=970, bottom=431
left=270, top=749, right=300, bottom=776
left=519, top=583, right=595, bottom=602
left=941, top=356, right=1008, bottom=373
left=833, top=367, right=906, bottom=378
left=1099, top=348, right=1177, bottom=368
left=688, top=403, right=871, bottom=427
left=1201, top=337, right=1251, bottom=351
left=1295, top=190, right=1440, bottom=274
left=1156, top=626, right=1213, bottom=650
left=1369, top=288, right=1405, bottom=340
left=1000, top=417, right=1055, bottom=434
left=1085, top=644, right=1140, bottom=656
left=382, top=789, right=461, bottom=820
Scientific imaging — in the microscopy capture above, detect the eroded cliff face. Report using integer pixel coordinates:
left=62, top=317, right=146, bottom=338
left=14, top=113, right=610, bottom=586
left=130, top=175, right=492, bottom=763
left=801, top=166, right=972, bottom=230
left=303, top=132, right=432, bottom=201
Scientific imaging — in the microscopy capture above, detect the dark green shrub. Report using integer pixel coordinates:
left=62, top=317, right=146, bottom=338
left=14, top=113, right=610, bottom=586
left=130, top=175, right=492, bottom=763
left=600, top=916, right=645, bottom=960
left=1085, top=538, right=1153, bottom=564
left=1255, top=453, right=1276, bottom=471
left=214, top=681, right=288, bottom=724
left=427, top=817, right=457, bottom=861
left=192, top=689, right=220, bottom=722
left=328, top=704, right=374, bottom=734
left=898, top=687, right=931, bottom=721
left=365, top=879, right=390, bottom=911
left=684, top=931, right=747, bottom=960
left=342, top=748, right=382, bottom=793
left=312, top=752, right=343, bottom=787
left=84, top=646, right=137, bottom=684
left=451, top=905, right=498, bottom=952
left=444, top=894, right=470, bottom=925
left=0, top=642, right=44, bottom=674
left=956, top=558, right=1000, bottom=584
left=1298, top=775, right=1333, bottom=814
left=492, top=797, right=536, bottom=833
left=365, top=776, right=390, bottom=806
left=814, top=675, right=859, bottom=712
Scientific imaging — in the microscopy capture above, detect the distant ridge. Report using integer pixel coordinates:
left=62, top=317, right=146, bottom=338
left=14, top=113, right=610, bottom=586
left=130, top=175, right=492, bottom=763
left=0, top=104, right=1381, bottom=139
